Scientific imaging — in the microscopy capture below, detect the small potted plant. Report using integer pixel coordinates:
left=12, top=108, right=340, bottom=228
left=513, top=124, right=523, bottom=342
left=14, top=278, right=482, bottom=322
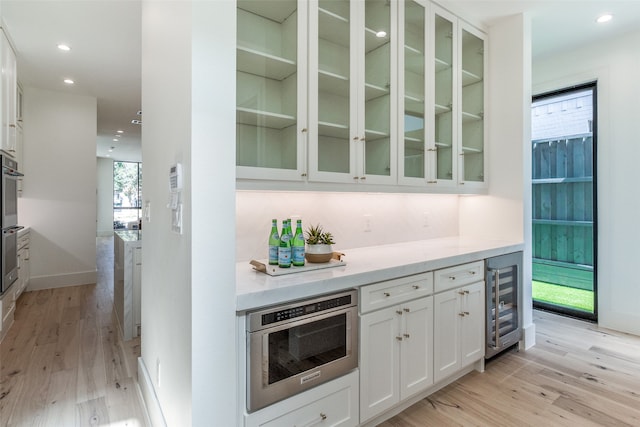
left=305, top=224, right=336, bottom=263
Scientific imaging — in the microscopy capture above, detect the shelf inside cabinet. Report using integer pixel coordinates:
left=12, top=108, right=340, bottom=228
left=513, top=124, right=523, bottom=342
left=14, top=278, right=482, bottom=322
left=318, top=121, right=349, bottom=139
left=319, top=69, right=349, bottom=96
left=238, top=0, right=296, bottom=22
left=405, top=94, right=425, bottom=115
left=364, top=27, right=389, bottom=53
left=405, top=44, right=424, bottom=75
left=462, top=69, right=482, bottom=87
left=365, top=82, right=389, bottom=101
left=237, top=107, right=296, bottom=130
left=435, top=57, right=451, bottom=73
left=462, top=145, right=483, bottom=154
left=435, top=103, right=452, bottom=115
left=435, top=141, right=452, bottom=149
left=462, top=111, right=483, bottom=122
left=319, top=7, right=350, bottom=47
left=237, top=46, right=296, bottom=81
left=404, top=129, right=424, bottom=147
left=365, top=128, right=389, bottom=142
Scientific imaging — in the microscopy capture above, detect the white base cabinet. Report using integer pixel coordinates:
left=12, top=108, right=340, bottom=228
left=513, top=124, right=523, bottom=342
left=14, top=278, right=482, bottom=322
left=244, top=370, right=359, bottom=427
left=359, top=272, right=434, bottom=423
left=433, top=261, right=485, bottom=383
left=360, top=296, right=434, bottom=422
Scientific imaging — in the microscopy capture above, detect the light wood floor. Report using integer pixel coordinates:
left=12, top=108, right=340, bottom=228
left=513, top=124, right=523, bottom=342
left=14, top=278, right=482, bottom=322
left=0, top=237, right=147, bottom=427
left=381, top=310, right=640, bottom=426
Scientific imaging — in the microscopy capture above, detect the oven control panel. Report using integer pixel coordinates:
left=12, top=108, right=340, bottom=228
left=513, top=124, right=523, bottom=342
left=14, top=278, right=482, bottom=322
left=261, top=294, right=352, bottom=326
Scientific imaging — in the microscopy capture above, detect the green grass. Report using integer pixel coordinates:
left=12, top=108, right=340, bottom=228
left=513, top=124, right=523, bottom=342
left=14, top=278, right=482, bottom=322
left=532, top=280, right=594, bottom=313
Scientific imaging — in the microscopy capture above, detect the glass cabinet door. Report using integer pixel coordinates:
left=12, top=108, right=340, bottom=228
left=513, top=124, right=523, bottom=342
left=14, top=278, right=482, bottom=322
left=311, top=0, right=355, bottom=181
left=400, top=0, right=426, bottom=181
left=236, top=0, right=306, bottom=180
left=362, top=0, right=395, bottom=182
left=432, top=7, right=456, bottom=185
left=460, top=24, right=485, bottom=184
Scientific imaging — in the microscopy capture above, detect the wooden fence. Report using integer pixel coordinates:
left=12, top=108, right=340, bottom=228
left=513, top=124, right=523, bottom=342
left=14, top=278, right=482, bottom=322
left=532, top=134, right=594, bottom=291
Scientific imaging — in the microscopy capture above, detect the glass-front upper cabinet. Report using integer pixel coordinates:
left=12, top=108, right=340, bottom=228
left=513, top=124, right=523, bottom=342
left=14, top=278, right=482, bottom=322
left=398, top=0, right=426, bottom=184
left=459, top=23, right=486, bottom=186
left=236, top=0, right=307, bottom=180
left=308, top=0, right=396, bottom=184
left=432, top=7, right=457, bottom=186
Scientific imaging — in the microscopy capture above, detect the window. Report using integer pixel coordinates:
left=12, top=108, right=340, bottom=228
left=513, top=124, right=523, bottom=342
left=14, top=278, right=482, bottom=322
left=113, top=161, right=142, bottom=230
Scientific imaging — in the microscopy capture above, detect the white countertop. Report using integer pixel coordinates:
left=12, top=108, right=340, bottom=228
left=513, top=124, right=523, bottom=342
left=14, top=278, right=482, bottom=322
left=236, top=236, right=523, bottom=312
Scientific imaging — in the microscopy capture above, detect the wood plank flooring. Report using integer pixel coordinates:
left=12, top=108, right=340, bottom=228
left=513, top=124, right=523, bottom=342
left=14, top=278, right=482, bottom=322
left=0, top=237, right=147, bottom=427
left=381, top=310, right=640, bottom=426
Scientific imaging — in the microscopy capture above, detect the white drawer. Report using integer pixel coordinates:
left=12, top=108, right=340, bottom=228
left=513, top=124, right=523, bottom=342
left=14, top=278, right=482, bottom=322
left=245, top=371, right=358, bottom=427
left=360, top=272, right=433, bottom=314
left=17, top=233, right=29, bottom=250
left=2, top=298, right=15, bottom=332
left=434, top=261, right=484, bottom=292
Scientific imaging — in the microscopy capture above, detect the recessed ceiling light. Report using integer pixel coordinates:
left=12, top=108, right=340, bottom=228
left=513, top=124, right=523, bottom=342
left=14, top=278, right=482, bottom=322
left=596, top=14, right=613, bottom=23
left=116, top=130, right=124, bottom=134
left=57, top=44, right=71, bottom=51
left=63, top=79, right=74, bottom=84
left=131, top=119, right=142, bottom=125
left=113, top=138, right=119, bottom=142
left=375, top=30, right=387, bottom=38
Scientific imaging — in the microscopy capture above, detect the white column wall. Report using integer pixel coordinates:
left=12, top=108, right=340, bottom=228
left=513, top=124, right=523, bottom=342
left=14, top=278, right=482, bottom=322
left=96, top=157, right=114, bottom=237
left=140, top=1, right=236, bottom=426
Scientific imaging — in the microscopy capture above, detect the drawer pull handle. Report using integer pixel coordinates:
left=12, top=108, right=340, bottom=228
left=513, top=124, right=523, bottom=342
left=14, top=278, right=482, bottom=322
left=404, top=333, right=410, bottom=339
left=384, top=292, right=390, bottom=297
left=459, top=312, right=466, bottom=317
left=413, top=285, right=420, bottom=289
left=396, top=336, right=403, bottom=341
left=464, top=290, right=469, bottom=294
left=470, top=271, right=476, bottom=275
left=449, top=276, right=456, bottom=280
left=320, top=413, right=327, bottom=421
left=403, top=308, right=410, bottom=313
left=396, top=310, right=403, bottom=315
left=463, top=311, right=470, bottom=315
left=458, top=290, right=466, bottom=295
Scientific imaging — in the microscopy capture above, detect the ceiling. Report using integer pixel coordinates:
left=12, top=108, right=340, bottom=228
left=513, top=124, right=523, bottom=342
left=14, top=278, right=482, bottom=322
left=2, top=0, right=640, bottom=163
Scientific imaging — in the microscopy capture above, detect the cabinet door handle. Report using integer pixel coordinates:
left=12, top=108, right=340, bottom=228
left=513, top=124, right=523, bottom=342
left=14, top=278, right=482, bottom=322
left=359, top=176, right=366, bottom=180
left=463, top=311, right=470, bottom=316
left=301, top=128, right=308, bottom=133
left=449, top=276, right=456, bottom=280
left=458, top=290, right=466, bottom=295
left=353, top=176, right=359, bottom=180
left=412, top=285, right=420, bottom=290
left=396, top=336, right=403, bottom=341
left=396, top=310, right=403, bottom=315
left=403, top=308, right=410, bottom=313
left=459, top=312, right=466, bottom=317
left=403, top=333, right=410, bottom=339
left=384, top=292, right=390, bottom=297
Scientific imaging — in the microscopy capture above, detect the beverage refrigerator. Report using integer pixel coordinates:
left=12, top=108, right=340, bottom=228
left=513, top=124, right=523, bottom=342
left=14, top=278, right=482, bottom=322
left=485, top=252, right=523, bottom=359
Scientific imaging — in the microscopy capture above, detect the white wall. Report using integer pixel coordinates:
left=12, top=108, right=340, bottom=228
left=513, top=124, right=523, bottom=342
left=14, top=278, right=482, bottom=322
left=96, top=157, right=113, bottom=237
left=458, top=14, right=534, bottom=346
left=140, top=1, right=236, bottom=426
left=236, top=191, right=459, bottom=262
left=533, top=29, right=640, bottom=336
left=19, top=87, right=98, bottom=290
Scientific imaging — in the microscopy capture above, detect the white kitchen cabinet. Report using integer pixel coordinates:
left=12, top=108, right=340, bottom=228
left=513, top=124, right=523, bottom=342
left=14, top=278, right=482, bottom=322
left=398, top=3, right=486, bottom=189
left=1, top=29, right=17, bottom=157
left=359, top=272, right=434, bottom=423
left=235, top=0, right=308, bottom=181
left=245, top=370, right=359, bottom=427
left=433, top=279, right=484, bottom=383
left=308, top=0, right=397, bottom=185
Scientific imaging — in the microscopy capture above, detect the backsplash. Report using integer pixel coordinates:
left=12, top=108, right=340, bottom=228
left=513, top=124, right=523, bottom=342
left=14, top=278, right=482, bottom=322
left=236, top=191, right=460, bottom=262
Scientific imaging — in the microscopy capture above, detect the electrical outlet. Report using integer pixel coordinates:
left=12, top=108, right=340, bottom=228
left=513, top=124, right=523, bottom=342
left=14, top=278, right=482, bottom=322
left=422, top=212, right=430, bottom=228
left=364, top=214, right=373, bottom=232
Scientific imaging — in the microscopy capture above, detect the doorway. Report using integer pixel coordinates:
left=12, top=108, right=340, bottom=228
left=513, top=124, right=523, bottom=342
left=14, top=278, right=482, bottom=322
left=531, top=82, right=597, bottom=320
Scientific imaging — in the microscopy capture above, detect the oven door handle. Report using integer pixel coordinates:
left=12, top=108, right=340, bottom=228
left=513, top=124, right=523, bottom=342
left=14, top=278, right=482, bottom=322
left=3, top=226, right=24, bottom=234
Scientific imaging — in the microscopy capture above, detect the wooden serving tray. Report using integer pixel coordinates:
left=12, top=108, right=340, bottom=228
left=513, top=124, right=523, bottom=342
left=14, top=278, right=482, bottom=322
left=250, top=252, right=346, bottom=276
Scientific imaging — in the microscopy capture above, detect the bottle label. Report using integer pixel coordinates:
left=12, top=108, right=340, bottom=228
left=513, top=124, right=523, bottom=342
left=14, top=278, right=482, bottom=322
left=292, top=246, right=305, bottom=265
left=268, top=246, right=279, bottom=264
left=278, top=247, right=291, bottom=267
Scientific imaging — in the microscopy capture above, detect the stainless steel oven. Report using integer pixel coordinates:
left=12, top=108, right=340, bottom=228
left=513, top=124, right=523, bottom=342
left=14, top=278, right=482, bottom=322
left=1, top=226, right=21, bottom=294
left=246, top=290, right=358, bottom=412
left=2, top=156, right=20, bottom=228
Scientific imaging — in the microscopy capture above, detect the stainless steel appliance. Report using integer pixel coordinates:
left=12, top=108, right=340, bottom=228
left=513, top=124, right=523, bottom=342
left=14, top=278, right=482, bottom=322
left=1, top=156, right=23, bottom=295
left=485, top=252, right=522, bottom=359
left=246, top=290, right=358, bottom=412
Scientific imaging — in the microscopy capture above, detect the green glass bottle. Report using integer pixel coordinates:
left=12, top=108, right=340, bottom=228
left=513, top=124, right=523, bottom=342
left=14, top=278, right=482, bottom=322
left=268, top=219, right=280, bottom=265
left=292, top=219, right=305, bottom=266
left=278, top=219, right=291, bottom=268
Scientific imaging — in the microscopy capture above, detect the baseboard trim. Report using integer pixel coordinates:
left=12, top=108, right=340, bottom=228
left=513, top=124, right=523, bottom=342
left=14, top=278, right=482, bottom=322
left=523, top=322, right=536, bottom=349
left=27, top=270, right=98, bottom=291
left=138, top=357, right=167, bottom=427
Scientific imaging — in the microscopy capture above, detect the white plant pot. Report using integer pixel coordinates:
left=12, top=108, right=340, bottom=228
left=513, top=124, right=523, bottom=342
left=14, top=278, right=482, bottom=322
left=305, top=244, right=333, bottom=263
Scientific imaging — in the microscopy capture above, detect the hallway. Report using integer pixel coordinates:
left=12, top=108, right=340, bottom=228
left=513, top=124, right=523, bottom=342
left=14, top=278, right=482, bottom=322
left=0, top=237, right=147, bottom=426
